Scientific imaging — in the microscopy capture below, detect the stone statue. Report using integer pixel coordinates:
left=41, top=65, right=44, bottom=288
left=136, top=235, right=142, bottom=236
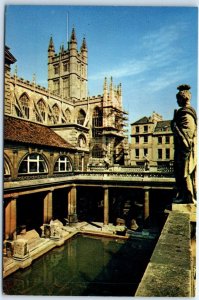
left=171, top=84, right=197, bottom=204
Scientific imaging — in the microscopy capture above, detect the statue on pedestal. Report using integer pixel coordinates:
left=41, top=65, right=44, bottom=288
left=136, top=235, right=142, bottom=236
left=171, top=84, right=197, bottom=204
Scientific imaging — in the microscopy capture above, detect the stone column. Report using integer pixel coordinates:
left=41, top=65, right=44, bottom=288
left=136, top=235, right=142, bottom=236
left=5, top=196, right=17, bottom=240
left=144, top=187, right=150, bottom=220
left=68, top=185, right=78, bottom=225
left=103, top=186, right=109, bottom=225
left=43, top=190, right=53, bottom=224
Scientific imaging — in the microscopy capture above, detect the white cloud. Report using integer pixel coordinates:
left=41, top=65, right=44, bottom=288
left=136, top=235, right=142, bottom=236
left=89, top=21, right=189, bottom=82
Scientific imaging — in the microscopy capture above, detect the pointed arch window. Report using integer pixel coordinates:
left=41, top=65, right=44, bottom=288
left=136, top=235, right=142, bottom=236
left=52, top=104, right=60, bottom=123
left=77, top=109, right=86, bottom=125
left=65, top=108, right=71, bottom=123
left=54, top=156, right=72, bottom=172
left=19, top=93, right=30, bottom=118
left=92, top=107, right=102, bottom=138
left=18, top=154, right=48, bottom=174
left=37, top=99, right=46, bottom=122
left=92, top=145, right=103, bottom=158
left=77, top=134, right=86, bottom=148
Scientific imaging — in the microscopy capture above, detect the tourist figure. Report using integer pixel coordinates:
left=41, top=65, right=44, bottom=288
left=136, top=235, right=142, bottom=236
left=171, top=84, right=197, bottom=204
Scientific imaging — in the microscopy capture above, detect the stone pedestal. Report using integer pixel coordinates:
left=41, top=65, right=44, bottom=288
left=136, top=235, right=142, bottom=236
left=13, top=239, right=29, bottom=260
left=43, top=224, right=51, bottom=238
left=68, top=214, right=78, bottom=225
left=50, top=224, right=62, bottom=240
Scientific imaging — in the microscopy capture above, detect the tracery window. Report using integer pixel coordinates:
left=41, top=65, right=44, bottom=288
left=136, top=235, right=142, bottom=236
left=77, top=109, right=86, bottom=125
left=92, top=145, right=103, bottom=158
left=37, top=99, right=46, bottom=122
left=19, top=93, right=30, bottom=118
left=63, top=78, right=69, bottom=98
left=92, top=107, right=102, bottom=137
left=54, top=64, right=59, bottom=75
left=65, top=108, right=71, bottom=123
left=18, top=154, right=48, bottom=174
left=63, top=62, right=68, bottom=72
left=53, top=80, right=60, bottom=95
left=54, top=156, right=72, bottom=172
left=52, top=104, right=60, bottom=123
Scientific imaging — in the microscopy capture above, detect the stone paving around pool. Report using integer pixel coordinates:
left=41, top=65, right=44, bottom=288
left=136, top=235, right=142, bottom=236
left=3, top=221, right=129, bottom=278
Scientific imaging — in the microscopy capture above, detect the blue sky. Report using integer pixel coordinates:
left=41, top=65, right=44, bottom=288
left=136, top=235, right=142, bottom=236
left=5, top=5, right=198, bottom=125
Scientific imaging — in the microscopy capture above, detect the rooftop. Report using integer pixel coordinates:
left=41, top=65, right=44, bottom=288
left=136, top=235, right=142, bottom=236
left=4, top=116, right=74, bottom=150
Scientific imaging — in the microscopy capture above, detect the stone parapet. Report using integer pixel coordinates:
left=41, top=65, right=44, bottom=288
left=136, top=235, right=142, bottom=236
left=135, top=210, right=192, bottom=297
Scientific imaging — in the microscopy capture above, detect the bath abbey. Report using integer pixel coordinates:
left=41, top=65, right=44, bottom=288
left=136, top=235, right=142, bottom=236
left=3, top=27, right=196, bottom=297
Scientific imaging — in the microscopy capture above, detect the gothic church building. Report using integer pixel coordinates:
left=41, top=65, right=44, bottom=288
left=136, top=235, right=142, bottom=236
left=4, top=28, right=129, bottom=240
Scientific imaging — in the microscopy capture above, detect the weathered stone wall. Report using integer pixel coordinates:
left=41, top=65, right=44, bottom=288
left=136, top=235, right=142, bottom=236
left=135, top=210, right=192, bottom=297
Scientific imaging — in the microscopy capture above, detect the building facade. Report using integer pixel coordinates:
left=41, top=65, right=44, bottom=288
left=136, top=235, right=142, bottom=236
left=130, top=112, right=174, bottom=169
left=5, top=28, right=129, bottom=170
left=3, top=30, right=175, bottom=247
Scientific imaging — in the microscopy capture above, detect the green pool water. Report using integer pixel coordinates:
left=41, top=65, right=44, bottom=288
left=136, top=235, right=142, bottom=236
left=3, top=234, right=156, bottom=296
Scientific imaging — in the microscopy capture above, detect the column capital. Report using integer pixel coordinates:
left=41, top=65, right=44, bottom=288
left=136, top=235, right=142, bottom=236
left=103, top=185, right=109, bottom=189
left=11, top=193, right=19, bottom=199
left=143, top=186, right=151, bottom=191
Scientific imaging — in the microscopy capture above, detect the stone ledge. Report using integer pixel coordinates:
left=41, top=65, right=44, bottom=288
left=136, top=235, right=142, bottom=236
left=172, top=204, right=196, bottom=222
left=135, top=262, right=191, bottom=297
left=135, top=211, right=192, bottom=297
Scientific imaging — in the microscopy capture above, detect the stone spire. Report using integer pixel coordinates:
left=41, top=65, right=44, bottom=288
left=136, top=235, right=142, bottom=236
left=103, top=77, right=108, bottom=92
left=48, top=36, right=55, bottom=54
left=69, top=27, right=77, bottom=51
left=70, top=27, right=77, bottom=44
left=81, top=37, right=87, bottom=51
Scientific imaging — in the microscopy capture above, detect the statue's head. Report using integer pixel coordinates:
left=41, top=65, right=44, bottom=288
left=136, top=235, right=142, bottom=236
left=176, top=84, right=191, bottom=107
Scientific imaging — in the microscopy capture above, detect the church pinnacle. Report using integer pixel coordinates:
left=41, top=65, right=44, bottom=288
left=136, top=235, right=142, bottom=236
left=70, top=27, right=77, bottom=43
left=48, top=36, right=55, bottom=53
left=81, top=37, right=87, bottom=51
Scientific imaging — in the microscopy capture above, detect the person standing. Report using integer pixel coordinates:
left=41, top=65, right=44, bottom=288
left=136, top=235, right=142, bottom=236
left=171, top=84, right=197, bottom=204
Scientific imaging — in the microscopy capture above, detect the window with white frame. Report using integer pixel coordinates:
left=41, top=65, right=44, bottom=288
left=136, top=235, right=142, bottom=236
left=54, top=156, right=72, bottom=172
left=18, top=154, right=47, bottom=174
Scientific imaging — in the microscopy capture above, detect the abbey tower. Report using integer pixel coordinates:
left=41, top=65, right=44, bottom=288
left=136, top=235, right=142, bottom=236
left=48, top=28, right=88, bottom=101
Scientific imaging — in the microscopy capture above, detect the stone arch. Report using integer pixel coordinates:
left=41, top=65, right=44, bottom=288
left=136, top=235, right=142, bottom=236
left=18, top=92, right=30, bottom=118
left=18, top=152, right=49, bottom=174
left=52, top=103, right=60, bottom=123
left=53, top=155, right=73, bottom=172
left=36, top=98, right=47, bottom=122
left=77, top=109, right=86, bottom=125
left=92, top=145, right=103, bottom=158
left=77, top=134, right=87, bottom=148
left=92, top=106, right=103, bottom=138
left=65, top=108, right=71, bottom=123
left=4, top=154, right=12, bottom=177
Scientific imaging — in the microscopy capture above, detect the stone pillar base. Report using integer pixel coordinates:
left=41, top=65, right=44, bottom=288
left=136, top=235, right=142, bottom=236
left=68, top=214, right=78, bottom=226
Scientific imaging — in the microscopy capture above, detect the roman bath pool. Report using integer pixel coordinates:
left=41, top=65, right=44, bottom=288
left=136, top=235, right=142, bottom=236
left=3, top=234, right=157, bottom=296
